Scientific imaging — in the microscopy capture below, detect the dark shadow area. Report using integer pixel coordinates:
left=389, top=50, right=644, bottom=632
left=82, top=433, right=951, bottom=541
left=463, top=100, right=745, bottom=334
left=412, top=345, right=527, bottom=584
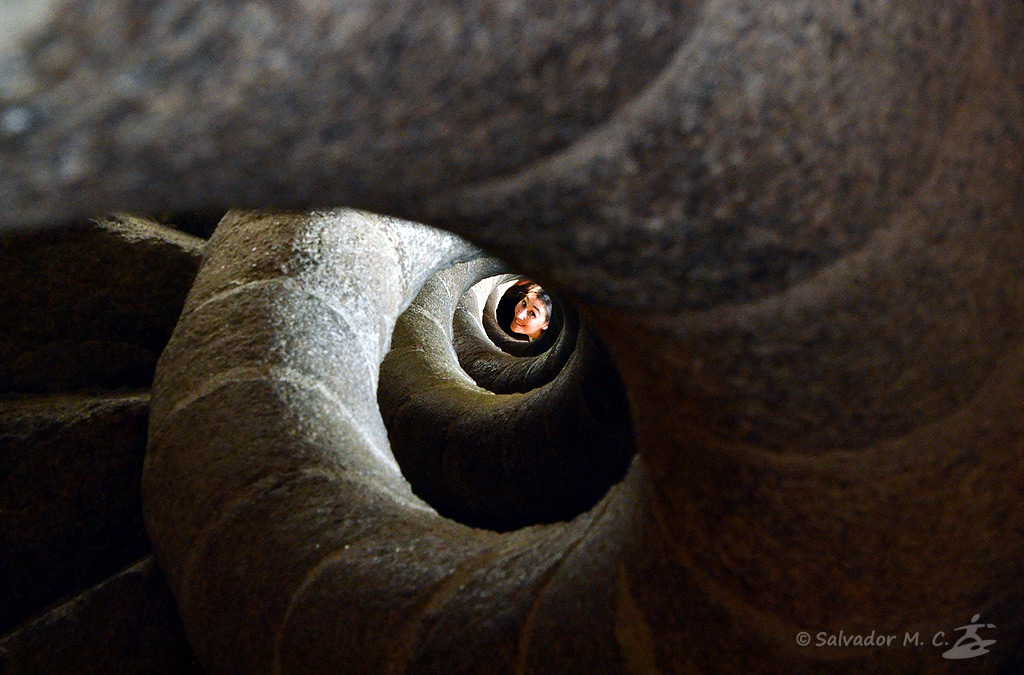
left=151, top=209, right=227, bottom=239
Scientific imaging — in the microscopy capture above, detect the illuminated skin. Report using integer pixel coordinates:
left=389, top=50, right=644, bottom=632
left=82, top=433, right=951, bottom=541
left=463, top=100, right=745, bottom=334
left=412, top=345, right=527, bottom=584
left=510, top=292, right=549, bottom=340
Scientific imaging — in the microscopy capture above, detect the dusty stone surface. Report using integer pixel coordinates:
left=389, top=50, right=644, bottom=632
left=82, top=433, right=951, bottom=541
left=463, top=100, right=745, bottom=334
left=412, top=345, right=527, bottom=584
left=0, top=0, right=692, bottom=228
left=0, top=557, right=203, bottom=675
left=0, top=215, right=204, bottom=393
left=0, top=392, right=150, bottom=634
left=144, top=210, right=490, bottom=674
left=0, top=1, right=1018, bottom=320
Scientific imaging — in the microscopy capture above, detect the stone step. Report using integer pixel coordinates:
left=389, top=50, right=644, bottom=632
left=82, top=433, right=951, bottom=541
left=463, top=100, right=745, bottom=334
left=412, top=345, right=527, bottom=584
left=0, top=215, right=203, bottom=394
left=0, top=391, right=150, bottom=634
left=0, top=557, right=202, bottom=675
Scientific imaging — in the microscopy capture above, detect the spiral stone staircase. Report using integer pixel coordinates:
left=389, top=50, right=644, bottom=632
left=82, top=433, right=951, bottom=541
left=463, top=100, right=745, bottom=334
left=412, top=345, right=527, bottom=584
left=0, top=210, right=637, bottom=673
left=2, top=1, right=1024, bottom=674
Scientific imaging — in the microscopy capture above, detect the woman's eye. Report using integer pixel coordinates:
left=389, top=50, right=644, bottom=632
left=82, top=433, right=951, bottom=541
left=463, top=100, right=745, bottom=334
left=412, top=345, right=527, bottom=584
left=528, top=311, right=535, bottom=318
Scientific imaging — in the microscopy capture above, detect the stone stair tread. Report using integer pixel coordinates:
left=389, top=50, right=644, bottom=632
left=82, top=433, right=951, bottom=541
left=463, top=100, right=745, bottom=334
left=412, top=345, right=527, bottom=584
left=0, top=557, right=203, bottom=675
left=0, top=391, right=151, bottom=634
left=0, top=216, right=204, bottom=394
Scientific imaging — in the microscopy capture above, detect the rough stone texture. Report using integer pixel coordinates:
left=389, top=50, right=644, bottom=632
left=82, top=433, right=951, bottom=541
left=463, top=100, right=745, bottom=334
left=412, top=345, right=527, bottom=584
left=0, top=392, right=150, bottom=634
left=0, top=0, right=693, bottom=228
left=0, top=1, right=1022, bottom=673
left=144, top=210, right=489, bottom=675
left=0, top=215, right=204, bottom=393
left=0, top=557, right=203, bottom=675
left=2, top=1, right=1019, bottom=318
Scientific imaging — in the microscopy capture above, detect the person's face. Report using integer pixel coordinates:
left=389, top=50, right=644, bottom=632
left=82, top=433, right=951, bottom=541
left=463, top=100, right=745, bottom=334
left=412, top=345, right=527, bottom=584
left=511, top=293, right=549, bottom=339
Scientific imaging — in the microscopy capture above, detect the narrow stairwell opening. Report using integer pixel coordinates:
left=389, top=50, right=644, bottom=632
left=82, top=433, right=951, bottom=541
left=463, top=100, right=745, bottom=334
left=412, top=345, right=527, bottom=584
left=379, top=255, right=635, bottom=532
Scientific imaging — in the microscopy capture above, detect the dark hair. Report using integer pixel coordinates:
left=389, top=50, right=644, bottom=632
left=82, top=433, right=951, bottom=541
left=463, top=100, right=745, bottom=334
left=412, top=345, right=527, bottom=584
left=522, top=283, right=552, bottom=323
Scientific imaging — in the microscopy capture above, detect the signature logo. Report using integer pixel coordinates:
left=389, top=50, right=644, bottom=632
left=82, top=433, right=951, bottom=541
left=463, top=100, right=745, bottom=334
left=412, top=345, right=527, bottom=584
left=941, top=615, right=997, bottom=660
